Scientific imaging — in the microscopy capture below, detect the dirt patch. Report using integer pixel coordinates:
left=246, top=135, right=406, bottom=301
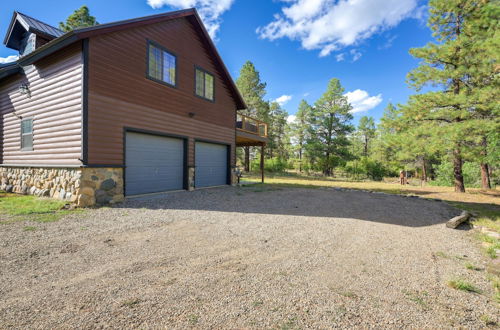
left=0, top=187, right=498, bottom=328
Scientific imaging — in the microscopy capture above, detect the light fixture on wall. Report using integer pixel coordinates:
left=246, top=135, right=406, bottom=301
left=19, top=83, right=31, bottom=98
left=188, top=112, right=196, bottom=118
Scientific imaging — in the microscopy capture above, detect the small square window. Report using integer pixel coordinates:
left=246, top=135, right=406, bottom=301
left=21, top=118, right=33, bottom=151
left=195, top=68, right=214, bottom=101
left=147, top=41, right=176, bottom=86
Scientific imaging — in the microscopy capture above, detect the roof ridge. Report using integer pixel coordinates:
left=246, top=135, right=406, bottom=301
left=16, top=11, right=64, bottom=33
left=72, top=8, right=195, bottom=33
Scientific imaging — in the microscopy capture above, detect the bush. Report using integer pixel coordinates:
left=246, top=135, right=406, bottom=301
left=431, top=161, right=481, bottom=187
left=344, top=158, right=387, bottom=181
left=251, top=157, right=289, bottom=173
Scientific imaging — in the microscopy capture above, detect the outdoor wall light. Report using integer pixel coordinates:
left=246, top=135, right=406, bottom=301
left=188, top=112, right=196, bottom=118
left=19, top=83, right=31, bottom=97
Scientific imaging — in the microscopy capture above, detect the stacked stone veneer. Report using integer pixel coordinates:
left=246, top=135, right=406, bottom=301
left=0, top=167, right=124, bottom=207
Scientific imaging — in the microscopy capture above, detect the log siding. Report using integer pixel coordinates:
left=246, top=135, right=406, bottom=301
left=0, top=43, right=83, bottom=166
left=87, top=17, right=237, bottom=167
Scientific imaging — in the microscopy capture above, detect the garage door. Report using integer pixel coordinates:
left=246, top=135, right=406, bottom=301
left=195, top=142, right=228, bottom=188
left=125, top=132, right=184, bottom=196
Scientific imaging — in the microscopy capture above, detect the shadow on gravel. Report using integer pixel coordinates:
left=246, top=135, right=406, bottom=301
left=121, top=186, right=466, bottom=228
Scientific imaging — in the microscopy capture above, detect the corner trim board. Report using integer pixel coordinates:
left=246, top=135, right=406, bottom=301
left=81, top=38, right=89, bottom=165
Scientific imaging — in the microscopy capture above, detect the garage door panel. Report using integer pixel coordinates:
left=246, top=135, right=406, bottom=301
left=125, top=132, right=184, bottom=196
left=195, top=142, right=228, bottom=188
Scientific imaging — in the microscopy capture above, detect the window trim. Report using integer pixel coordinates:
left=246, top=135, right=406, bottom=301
left=20, top=117, right=33, bottom=151
left=194, top=65, right=215, bottom=103
left=145, top=39, right=178, bottom=88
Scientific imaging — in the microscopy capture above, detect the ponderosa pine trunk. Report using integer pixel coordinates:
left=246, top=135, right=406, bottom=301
left=480, top=137, right=491, bottom=190
left=244, top=146, right=250, bottom=172
left=298, top=147, right=303, bottom=173
left=453, top=145, right=465, bottom=193
left=480, top=163, right=491, bottom=190
left=422, top=158, right=427, bottom=182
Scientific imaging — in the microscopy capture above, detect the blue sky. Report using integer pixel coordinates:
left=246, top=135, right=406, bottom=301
left=0, top=0, right=432, bottom=124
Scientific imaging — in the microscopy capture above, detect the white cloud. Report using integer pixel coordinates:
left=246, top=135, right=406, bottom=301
left=287, top=114, right=297, bottom=124
left=344, top=89, right=382, bottom=113
left=335, top=53, right=345, bottom=62
left=350, top=49, right=362, bottom=62
left=0, top=55, right=18, bottom=64
left=378, top=35, right=397, bottom=50
left=147, top=0, right=234, bottom=38
left=274, top=94, right=292, bottom=106
left=257, top=0, right=418, bottom=57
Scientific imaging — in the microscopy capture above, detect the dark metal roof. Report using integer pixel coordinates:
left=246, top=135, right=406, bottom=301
left=16, top=12, right=65, bottom=38
left=3, top=11, right=64, bottom=50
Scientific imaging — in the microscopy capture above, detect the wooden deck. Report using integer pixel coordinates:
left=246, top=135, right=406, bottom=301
left=236, top=114, right=268, bottom=146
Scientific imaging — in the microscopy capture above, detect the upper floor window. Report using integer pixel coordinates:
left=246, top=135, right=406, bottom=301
left=147, top=41, right=176, bottom=86
left=21, top=118, right=33, bottom=151
left=195, top=67, right=214, bottom=101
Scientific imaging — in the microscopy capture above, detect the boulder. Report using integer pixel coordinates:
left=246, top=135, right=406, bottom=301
left=95, top=189, right=112, bottom=205
left=100, top=179, right=116, bottom=191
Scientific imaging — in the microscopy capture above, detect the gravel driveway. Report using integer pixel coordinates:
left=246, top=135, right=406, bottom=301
left=0, top=186, right=498, bottom=328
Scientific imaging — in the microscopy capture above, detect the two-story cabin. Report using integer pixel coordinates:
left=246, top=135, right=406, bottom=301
left=0, top=9, right=267, bottom=206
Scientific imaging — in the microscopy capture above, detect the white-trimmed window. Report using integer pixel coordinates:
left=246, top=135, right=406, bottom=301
left=147, top=41, right=176, bottom=86
left=195, top=67, right=214, bottom=101
left=21, top=118, right=33, bottom=151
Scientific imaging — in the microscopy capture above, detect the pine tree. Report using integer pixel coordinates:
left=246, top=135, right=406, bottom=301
left=235, top=61, right=269, bottom=171
left=59, top=6, right=98, bottom=32
left=357, top=116, right=376, bottom=157
left=308, top=78, right=354, bottom=176
left=405, top=0, right=497, bottom=192
left=267, top=102, right=289, bottom=159
left=291, top=100, right=312, bottom=172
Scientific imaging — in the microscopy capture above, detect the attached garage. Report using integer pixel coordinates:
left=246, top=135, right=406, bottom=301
left=195, top=141, right=229, bottom=188
left=125, top=131, right=185, bottom=196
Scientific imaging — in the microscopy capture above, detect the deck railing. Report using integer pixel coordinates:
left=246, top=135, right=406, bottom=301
left=236, top=114, right=268, bottom=137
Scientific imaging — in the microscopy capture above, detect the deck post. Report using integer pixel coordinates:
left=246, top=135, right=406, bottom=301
left=261, top=144, right=265, bottom=183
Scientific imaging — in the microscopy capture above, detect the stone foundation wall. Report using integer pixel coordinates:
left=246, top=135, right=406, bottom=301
left=78, top=168, right=124, bottom=207
left=0, top=166, right=124, bottom=207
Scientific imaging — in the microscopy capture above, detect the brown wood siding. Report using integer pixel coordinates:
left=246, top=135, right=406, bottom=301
left=0, top=43, right=83, bottom=166
left=87, top=17, right=237, bottom=166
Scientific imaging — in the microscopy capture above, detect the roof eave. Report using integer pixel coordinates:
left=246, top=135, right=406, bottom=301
left=3, top=11, right=20, bottom=46
left=0, top=63, right=21, bottom=80
left=188, top=11, right=247, bottom=110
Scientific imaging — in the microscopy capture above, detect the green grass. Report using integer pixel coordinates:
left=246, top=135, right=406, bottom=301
left=0, top=195, right=67, bottom=215
left=480, top=314, right=497, bottom=326
left=474, top=233, right=500, bottom=259
left=489, top=276, right=500, bottom=303
left=187, top=314, right=199, bottom=325
left=23, top=226, right=37, bottom=232
left=447, top=278, right=482, bottom=293
left=486, top=244, right=500, bottom=259
left=465, top=262, right=482, bottom=271
left=449, top=202, right=500, bottom=232
left=121, top=298, right=140, bottom=307
left=278, top=317, right=298, bottom=330
left=252, top=300, right=264, bottom=307
left=0, top=193, right=80, bottom=224
left=434, top=251, right=449, bottom=258
left=402, top=290, right=429, bottom=310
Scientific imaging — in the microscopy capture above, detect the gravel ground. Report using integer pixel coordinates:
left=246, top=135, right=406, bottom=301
left=0, top=186, right=498, bottom=329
